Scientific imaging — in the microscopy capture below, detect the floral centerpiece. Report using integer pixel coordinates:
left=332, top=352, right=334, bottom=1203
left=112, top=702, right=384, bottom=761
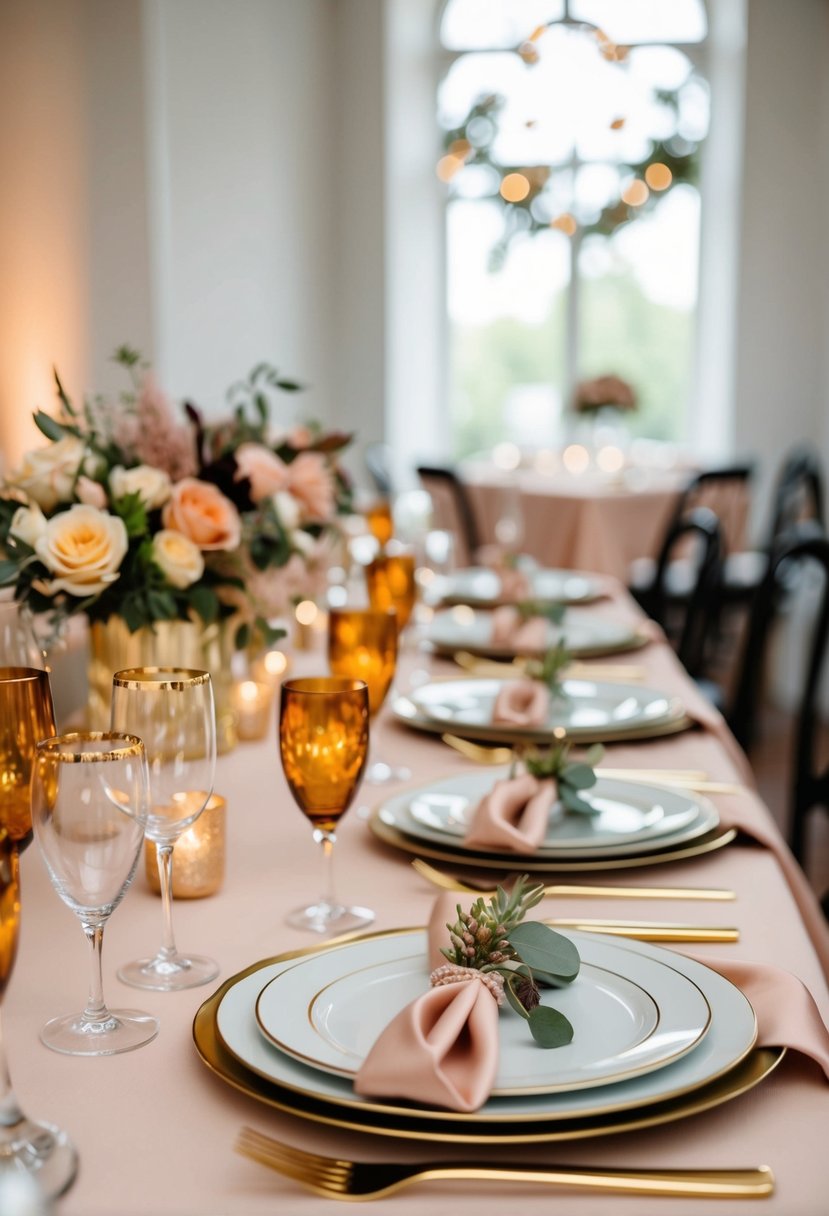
left=572, top=374, right=637, bottom=416
left=0, top=348, right=353, bottom=742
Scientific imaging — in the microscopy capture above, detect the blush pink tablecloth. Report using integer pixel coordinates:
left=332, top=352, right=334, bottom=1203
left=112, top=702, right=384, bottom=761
left=8, top=585, right=829, bottom=1215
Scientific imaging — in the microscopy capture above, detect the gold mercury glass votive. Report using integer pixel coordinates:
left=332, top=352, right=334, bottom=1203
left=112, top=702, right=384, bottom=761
left=145, top=794, right=227, bottom=899
left=231, top=679, right=273, bottom=741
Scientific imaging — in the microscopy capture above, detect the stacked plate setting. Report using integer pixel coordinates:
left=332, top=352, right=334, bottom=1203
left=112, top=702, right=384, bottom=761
left=393, top=677, right=691, bottom=746
left=426, top=606, right=647, bottom=660
left=432, top=567, right=604, bottom=608
left=194, top=927, right=783, bottom=1143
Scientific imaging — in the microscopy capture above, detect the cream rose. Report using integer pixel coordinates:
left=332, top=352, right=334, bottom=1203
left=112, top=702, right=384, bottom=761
left=34, top=504, right=128, bottom=597
left=234, top=444, right=288, bottom=503
left=151, top=529, right=204, bottom=589
left=162, top=478, right=241, bottom=551
left=11, top=436, right=86, bottom=511
left=9, top=503, right=47, bottom=548
left=110, top=464, right=172, bottom=510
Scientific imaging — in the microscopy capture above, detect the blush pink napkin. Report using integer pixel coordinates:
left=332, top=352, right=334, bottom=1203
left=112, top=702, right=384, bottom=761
left=490, top=605, right=549, bottom=652
left=464, top=772, right=554, bottom=852
left=492, top=679, right=550, bottom=726
left=476, top=546, right=532, bottom=602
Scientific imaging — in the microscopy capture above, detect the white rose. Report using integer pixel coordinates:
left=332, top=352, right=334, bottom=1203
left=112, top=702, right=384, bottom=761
left=11, top=436, right=85, bottom=511
left=9, top=503, right=47, bottom=548
left=34, top=504, right=128, bottom=597
left=272, top=490, right=301, bottom=531
left=110, top=464, right=172, bottom=510
left=151, top=529, right=204, bottom=589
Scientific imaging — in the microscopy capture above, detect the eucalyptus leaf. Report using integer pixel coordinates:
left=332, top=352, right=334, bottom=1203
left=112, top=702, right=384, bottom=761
left=189, top=585, right=219, bottom=625
left=0, top=559, right=20, bottom=586
left=503, top=975, right=530, bottom=1021
left=528, top=1004, right=574, bottom=1048
left=562, top=762, right=597, bottom=790
left=33, top=410, right=73, bottom=442
left=560, top=785, right=599, bottom=816
left=584, top=743, right=605, bottom=767
left=508, top=920, right=580, bottom=984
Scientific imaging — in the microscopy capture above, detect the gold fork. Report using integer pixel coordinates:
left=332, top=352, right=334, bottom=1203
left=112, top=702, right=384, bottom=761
left=235, top=1128, right=774, bottom=1200
left=412, top=859, right=736, bottom=905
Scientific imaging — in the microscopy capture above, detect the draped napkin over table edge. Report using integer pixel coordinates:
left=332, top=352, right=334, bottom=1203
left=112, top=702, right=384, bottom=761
left=352, top=892, right=829, bottom=1114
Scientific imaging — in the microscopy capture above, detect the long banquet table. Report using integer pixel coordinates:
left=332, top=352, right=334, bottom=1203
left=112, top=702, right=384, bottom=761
left=10, top=584, right=829, bottom=1215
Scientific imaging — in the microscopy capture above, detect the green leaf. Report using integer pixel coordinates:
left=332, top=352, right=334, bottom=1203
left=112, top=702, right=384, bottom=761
left=562, top=763, right=597, bottom=790
left=584, top=743, right=604, bottom=767
left=508, top=921, right=580, bottom=985
left=503, top=974, right=530, bottom=1020
left=146, top=589, right=177, bottom=621
left=528, top=1004, right=574, bottom=1048
left=275, top=379, right=302, bottom=392
left=235, top=622, right=250, bottom=651
left=560, top=785, right=599, bottom=816
left=53, top=368, right=75, bottom=416
left=112, top=492, right=148, bottom=539
left=0, top=559, right=20, bottom=586
left=189, top=585, right=219, bottom=625
left=33, top=410, right=73, bottom=442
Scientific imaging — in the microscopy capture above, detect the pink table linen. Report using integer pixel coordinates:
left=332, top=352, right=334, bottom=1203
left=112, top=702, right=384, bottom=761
left=8, top=583, right=829, bottom=1215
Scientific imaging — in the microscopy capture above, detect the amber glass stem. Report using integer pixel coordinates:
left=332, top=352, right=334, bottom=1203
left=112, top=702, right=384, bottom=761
left=314, top=829, right=337, bottom=909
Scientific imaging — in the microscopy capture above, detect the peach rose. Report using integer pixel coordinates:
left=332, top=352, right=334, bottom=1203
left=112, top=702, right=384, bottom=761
left=162, top=478, right=241, bottom=551
left=151, top=529, right=204, bottom=589
left=34, top=504, right=128, bottom=596
left=234, top=443, right=288, bottom=503
left=286, top=452, right=335, bottom=522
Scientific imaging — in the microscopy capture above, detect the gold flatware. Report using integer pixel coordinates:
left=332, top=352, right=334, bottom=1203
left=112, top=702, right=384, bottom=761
left=412, top=858, right=736, bottom=902
left=543, top=921, right=739, bottom=943
left=452, top=652, right=646, bottom=682
left=442, top=734, right=515, bottom=764
left=235, top=1128, right=774, bottom=1200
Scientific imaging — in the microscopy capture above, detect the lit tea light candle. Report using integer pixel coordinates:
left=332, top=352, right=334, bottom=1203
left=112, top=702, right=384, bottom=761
left=294, top=599, right=318, bottom=649
left=145, top=794, right=226, bottom=899
left=231, top=679, right=273, bottom=741
left=250, top=648, right=290, bottom=686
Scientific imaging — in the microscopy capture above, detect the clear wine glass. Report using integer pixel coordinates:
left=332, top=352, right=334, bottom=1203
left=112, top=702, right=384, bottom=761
left=0, top=598, right=43, bottom=668
left=111, top=668, right=218, bottom=991
left=279, top=677, right=372, bottom=933
left=32, top=732, right=158, bottom=1056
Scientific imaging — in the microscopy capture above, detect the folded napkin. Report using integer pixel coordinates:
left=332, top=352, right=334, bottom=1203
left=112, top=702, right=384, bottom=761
left=353, top=956, right=502, bottom=1111
left=490, top=605, right=549, bottom=652
left=476, top=546, right=532, bottom=603
left=492, top=679, right=550, bottom=726
left=691, top=955, right=829, bottom=1080
left=464, top=772, right=554, bottom=852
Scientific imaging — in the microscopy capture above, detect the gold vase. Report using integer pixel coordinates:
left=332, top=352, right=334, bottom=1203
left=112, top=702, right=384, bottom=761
left=87, top=617, right=238, bottom=753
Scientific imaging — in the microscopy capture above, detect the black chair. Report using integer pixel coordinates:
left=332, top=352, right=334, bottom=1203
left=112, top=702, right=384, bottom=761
left=719, top=445, right=825, bottom=604
left=416, top=465, right=482, bottom=566
left=647, top=507, right=723, bottom=680
left=728, top=526, right=829, bottom=831
left=629, top=464, right=753, bottom=615
left=364, top=442, right=393, bottom=497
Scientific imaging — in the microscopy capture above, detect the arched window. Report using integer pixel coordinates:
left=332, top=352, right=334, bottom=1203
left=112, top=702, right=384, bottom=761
left=438, top=0, right=709, bottom=456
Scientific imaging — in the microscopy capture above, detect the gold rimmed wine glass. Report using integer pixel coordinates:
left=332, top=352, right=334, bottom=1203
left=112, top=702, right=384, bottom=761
left=0, top=668, right=76, bottom=1198
left=32, top=733, right=158, bottom=1056
left=110, top=668, right=218, bottom=991
left=327, top=608, right=409, bottom=785
left=279, top=678, right=372, bottom=933
left=364, top=552, right=417, bottom=632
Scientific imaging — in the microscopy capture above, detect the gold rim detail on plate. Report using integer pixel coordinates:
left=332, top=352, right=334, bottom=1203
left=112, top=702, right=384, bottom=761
left=192, top=931, right=780, bottom=1144
left=368, top=811, right=738, bottom=872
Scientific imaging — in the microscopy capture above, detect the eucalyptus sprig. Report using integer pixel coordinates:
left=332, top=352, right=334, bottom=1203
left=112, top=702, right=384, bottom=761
left=524, top=639, right=572, bottom=699
left=441, top=876, right=580, bottom=1048
left=515, top=599, right=566, bottom=627
left=525, top=741, right=605, bottom=816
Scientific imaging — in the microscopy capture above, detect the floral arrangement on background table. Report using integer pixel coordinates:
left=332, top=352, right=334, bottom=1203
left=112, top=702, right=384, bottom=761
left=572, top=374, right=637, bottom=416
left=0, top=347, right=353, bottom=744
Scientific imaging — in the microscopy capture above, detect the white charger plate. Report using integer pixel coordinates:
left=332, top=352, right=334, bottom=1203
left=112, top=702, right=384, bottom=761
left=384, top=768, right=718, bottom=858
left=400, top=677, right=686, bottom=745
left=427, top=607, right=642, bottom=659
left=435, top=567, right=603, bottom=607
left=254, top=931, right=711, bottom=1095
left=214, top=928, right=756, bottom=1124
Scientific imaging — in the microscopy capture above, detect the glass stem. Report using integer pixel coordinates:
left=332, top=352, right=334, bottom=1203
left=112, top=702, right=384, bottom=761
left=316, top=830, right=337, bottom=910
left=81, top=920, right=109, bottom=1025
left=0, top=1006, right=25, bottom=1133
left=156, top=844, right=178, bottom=960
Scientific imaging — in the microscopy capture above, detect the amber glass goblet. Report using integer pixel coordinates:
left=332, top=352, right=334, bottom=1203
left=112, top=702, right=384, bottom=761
left=0, top=669, right=76, bottom=1197
left=279, top=678, right=371, bottom=933
left=327, top=608, right=409, bottom=785
left=365, top=552, right=417, bottom=632
left=364, top=498, right=393, bottom=549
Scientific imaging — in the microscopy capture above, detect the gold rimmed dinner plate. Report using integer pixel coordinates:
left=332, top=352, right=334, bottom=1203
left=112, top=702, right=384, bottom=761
left=426, top=607, right=650, bottom=661
left=193, top=940, right=783, bottom=1144
left=368, top=809, right=738, bottom=872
